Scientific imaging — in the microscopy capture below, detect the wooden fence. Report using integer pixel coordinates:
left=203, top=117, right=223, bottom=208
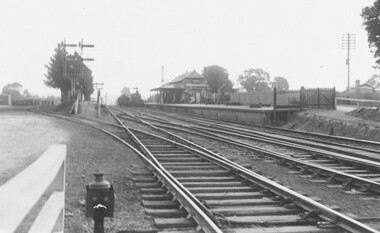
left=230, top=87, right=336, bottom=110
left=300, top=87, right=336, bottom=110
left=12, top=99, right=55, bottom=106
left=0, top=144, right=66, bottom=233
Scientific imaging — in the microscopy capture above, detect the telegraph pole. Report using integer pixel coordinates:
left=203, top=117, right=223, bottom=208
left=342, top=33, right=356, bottom=97
left=161, top=66, right=164, bottom=85
left=62, top=40, right=77, bottom=100
left=94, top=82, right=104, bottom=117
left=78, top=38, right=95, bottom=101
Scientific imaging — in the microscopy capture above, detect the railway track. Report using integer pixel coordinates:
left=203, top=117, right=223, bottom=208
left=32, top=106, right=380, bottom=232
left=103, top=106, right=379, bottom=233
left=113, top=107, right=380, bottom=197
left=133, top=108, right=380, bottom=152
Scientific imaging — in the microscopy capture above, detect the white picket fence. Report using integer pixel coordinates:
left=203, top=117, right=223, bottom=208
left=0, top=144, right=66, bottom=233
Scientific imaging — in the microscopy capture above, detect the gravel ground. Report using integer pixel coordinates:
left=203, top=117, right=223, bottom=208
left=116, top=107, right=380, bottom=231
left=0, top=109, right=154, bottom=232
left=3, top=104, right=380, bottom=232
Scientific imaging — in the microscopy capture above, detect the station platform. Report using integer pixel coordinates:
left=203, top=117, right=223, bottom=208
left=145, top=103, right=300, bottom=125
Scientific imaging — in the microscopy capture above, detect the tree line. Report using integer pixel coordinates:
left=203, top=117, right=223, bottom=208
left=1, top=82, right=60, bottom=102
left=202, top=65, right=289, bottom=94
left=44, top=43, right=94, bottom=102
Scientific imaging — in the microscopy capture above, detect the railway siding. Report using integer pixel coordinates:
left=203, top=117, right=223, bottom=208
left=108, top=106, right=380, bottom=233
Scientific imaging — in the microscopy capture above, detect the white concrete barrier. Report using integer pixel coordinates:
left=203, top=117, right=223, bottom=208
left=0, top=144, right=66, bottom=233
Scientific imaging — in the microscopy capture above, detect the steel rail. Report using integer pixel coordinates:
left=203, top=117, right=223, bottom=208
left=106, top=106, right=222, bottom=228
left=140, top=110, right=380, bottom=157
left=117, top=111, right=379, bottom=233
left=188, top=118, right=380, bottom=160
left=39, top=107, right=380, bottom=232
left=133, top=113, right=380, bottom=173
left=36, top=107, right=222, bottom=233
left=67, top=108, right=380, bottom=196
left=99, top=129, right=222, bottom=233
left=154, top=121, right=380, bottom=194
left=134, top=114, right=380, bottom=174
left=190, top=124, right=380, bottom=169
left=153, top=109, right=380, bottom=148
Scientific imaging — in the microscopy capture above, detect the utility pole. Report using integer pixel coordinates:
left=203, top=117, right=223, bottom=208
left=94, top=82, right=104, bottom=117
left=161, top=66, right=164, bottom=85
left=62, top=40, right=77, bottom=100
left=342, top=33, right=356, bottom=98
left=78, top=38, right=95, bottom=101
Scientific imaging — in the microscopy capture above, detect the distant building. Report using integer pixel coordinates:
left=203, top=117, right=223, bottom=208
left=0, top=95, right=11, bottom=105
left=342, top=80, right=378, bottom=99
left=217, top=84, right=234, bottom=104
left=151, top=70, right=209, bottom=104
left=346, top=80, right=374, bottom=95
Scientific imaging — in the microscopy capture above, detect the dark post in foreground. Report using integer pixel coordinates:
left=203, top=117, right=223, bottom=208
left=86, top=173, right=115, bottom=233
left=273, top=86, right=277, bottom=126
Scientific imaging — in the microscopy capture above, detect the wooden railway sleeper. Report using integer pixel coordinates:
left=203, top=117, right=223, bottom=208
left=299, top=165, right=309, bottom=173
left=327, top=173, right=336, bottom=181
left=271, top=195, right=284, bottom=201
left=360, top=183, right=372, bottom=192
left=280, top=196, right=295, bottom=206
left=312, top=169, right=322, bottom=177
left=200, top=199, right=212, bottom=209
left=300, top=209, right=321, bottom=219
left=288, top=161, right=297, bottom=168
left=112, top=108, right=380, bottom=233
left=342, top=178, right=353, bottom=187
left=317, top=221, right=339, bottom=229
left=212, top=212, right=230, bottom=228
left=259, top=189, right=272, bottom=194
left=279, top=158, right=287, bottom=165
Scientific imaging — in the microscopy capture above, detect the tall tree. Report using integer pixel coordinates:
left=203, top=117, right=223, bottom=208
left=44, top=44, right=70, bottom=98
left=273, top=76, right=289, bottom=91
left=121, top=87, right=131, bottom=96
left=2, top=82, right=23, bottom=100
left=362, top=1, right=380, bottom=67
left=77, top=63, right=94, bottom=101
left=237, top=68, right=271, bottom=92
left=365, top=74, right=380, bottom=88
left=202, top=65, right=233, bottom=93
left=44, top=43, right=94, bottom=102
left=23, top=89, right=31, bottom=98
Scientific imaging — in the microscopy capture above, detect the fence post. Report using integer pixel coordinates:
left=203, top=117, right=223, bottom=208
left=300, top=86, right=305, bottom=110
left=317, top=88, right=320, bottom=109
left=273, top=87, right=277, bottom=126
left=332, top=87, right=336, bottom=110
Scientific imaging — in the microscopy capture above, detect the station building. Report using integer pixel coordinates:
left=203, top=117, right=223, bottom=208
left=151, top=70, right=209, bottom=104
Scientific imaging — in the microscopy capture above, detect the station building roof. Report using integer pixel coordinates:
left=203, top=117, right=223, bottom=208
left=150, top=70, right=205, bottom=91
left=150, top=82, right=185, bottom=92
left=170, top=70, right=205, bottom=84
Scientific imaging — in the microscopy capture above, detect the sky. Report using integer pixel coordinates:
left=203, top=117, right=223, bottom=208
left=0, top=0, right=378, bottom=104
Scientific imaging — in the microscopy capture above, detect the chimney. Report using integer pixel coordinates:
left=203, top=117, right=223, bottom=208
left=161, top=66, right=164, bottom=85
left=355, top=80, right=360, bottom=94
left=355, top=80, right=360, bottom=87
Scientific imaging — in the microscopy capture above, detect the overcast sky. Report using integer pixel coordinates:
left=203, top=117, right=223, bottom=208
left=0, top=0, right=377, bottom=103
